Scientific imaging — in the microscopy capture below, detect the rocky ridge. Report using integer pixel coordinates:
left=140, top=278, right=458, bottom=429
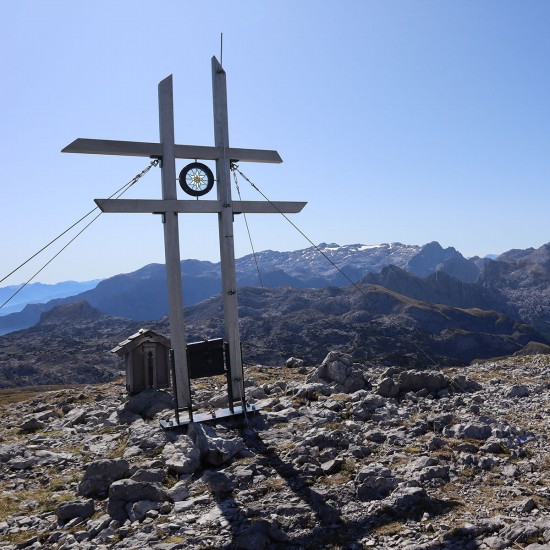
left=0, top=353, right=549, bottom=549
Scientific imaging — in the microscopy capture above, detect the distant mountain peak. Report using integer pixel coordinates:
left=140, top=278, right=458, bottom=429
left=38, top=301, right=103, bottom=325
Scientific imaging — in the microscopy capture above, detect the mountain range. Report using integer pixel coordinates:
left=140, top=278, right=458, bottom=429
left=1, top=240, right=550, bottom=387
left=2, top=240, right=550, bottom=338
left=0, top=279, right=101, bottom=316
left=0, top=241, right=494, bottom=335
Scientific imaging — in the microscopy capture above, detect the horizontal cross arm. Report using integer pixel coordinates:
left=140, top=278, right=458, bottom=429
left=64, top=138, right=282, bottom=163
left=95, top=199, right=221, bottom=213
left=233, top=201, right=306, bottom=214
left=95, top=199, right=307, bottom=214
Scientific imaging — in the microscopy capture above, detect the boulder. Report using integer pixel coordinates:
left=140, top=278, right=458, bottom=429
left=78, top=458, right=129, bottom=498
left=285, top=357, right=304, bottom=368
left=61, top=407, right=87, bottom=427
left=126, top=500, right=165, bottom=522
left=124, top=389, right=173, bottom=418
left=450, top=375, right=483, bottom=393
left=443, top=422, right=492, bottom=441
left=377, top=377, right=400, bottom=398
left=234, top=520, right=273, bottom=550
left=19, top=417, right=46, bottom=433
left=202, top=470, right=234, bottom=494
left=307, top=351, right=370, bottom=394
left=108, top=479, right=171, bottom=521
left=187, top=422, right=244, bottom=466
left=126, top=419, right=167, bottom=450
left=163, top=439, right=201, bottom=475
left=506, top=384, right=530, bottom=398
left=397, top=370, right=449, bottom=396
left=56, top=499, right=94, bottom=521
left=376, top=370, right=451, bottom=398
left=130, top=468, right=166, bottom=483
left=383, top=486, right=428, bottom=514
left=356, top=464, right=398, bottom=501
left=109, top=479, right=170, bottom=502
left=167, top=481, right=190, bottom=502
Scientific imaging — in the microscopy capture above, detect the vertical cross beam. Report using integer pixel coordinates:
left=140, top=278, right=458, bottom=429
left=212, top=57, right=244, bottom=402
left=158, top=76, right=191, bottom=409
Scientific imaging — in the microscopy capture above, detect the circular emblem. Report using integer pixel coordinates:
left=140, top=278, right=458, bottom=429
left=178, top=162, right=215, bottom=197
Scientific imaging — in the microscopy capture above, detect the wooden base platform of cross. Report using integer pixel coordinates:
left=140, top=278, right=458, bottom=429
left=63, top=57, right=306, bottom=428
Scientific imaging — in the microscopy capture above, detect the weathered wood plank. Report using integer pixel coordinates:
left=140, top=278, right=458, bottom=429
left=233, top=201, right=307, bottom=214
left=158, top=75, right=190, bottom=409
left=95, top=199, right=222, bottom=213
left=212, top=55, right=244, bottom=401
left=95, top=199, right=306, bottom=214
left=62, top=138, right=282, bottom=163
left=62, top=138, right=162, bottom=157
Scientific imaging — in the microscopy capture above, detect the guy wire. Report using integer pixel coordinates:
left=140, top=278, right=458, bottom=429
left=0, top=159, right=159, bottom=311
left=230, top=163, right=439, bottom=368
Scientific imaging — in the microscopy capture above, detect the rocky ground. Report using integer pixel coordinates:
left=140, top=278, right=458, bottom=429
left=0, top=353, right=549, bottom=549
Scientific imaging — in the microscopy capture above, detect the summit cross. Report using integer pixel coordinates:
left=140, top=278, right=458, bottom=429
left=63, top=57, right=306, bottom=412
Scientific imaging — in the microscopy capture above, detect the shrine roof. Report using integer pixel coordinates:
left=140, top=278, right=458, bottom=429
left=111, top=328, right=171, bottom=356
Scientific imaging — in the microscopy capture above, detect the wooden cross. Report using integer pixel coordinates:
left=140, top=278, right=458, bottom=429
left=63, top=57, right=306, bottom=412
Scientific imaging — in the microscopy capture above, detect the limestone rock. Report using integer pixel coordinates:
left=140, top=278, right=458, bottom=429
left=130, top=468, right=166, bottom=483
left=202, top=470, right=234, bottom=494
left=126, top=418, right=167, bottom=450
left=443, top=422, right=492, bottom=440
left=356, top=464, right=398, bottom=501
left=56, top=499, right=94, bottom=521
left=78, top=458, right=129, bottom=498
left=61, top=407, right=87, bottom=427
left=187, top=422, right=244, bottom=466
left=124, top=388, right=173, bottom=418
left=285, top=357, right=304, bottom=368
left=19, top=417, right=46, bottom=433
left=383, top=486, right=428, bottom=514
left=307, top=351, right=370, bottom=393
left=108, top=479, right=171, bottom=521
left=396, top=370, right=449, bottom=396
left=163, top=438, right=201, bottom=475
left=507, top=384, right=530, bottom=398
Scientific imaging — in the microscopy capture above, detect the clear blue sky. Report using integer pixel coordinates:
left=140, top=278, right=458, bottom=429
left=2, top=1, right=550, bottom=285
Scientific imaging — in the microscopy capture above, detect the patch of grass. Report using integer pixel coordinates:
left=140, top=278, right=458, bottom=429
left=0, top=486, right=73, bottom=521
left=265, top=476, right=286, bottom=492
left=447, top=437, right=483, bottom=449
left=329, top=394, right=350, bottom=402
left=320, top=459, right=356, bottom=486
left=372, top=520, right=404, bottom=537
left=291, top=396, right=307, bottom=407
left=323, top=422, right=344, bottom=431
left=341, top=458, right=356, bottom=476
left=0, top=385, right=85, bottom=406
left=319, top=473, right=349, bottom=486
left=402, top=445, right=422, bottom=454
left=142, top=446, right=164, bottom=458
left=164, top=535, right=187, bottom=543
left=272, top=422, right=289, bottom=429
left=431, top=448, right=454, bottom=460
left=106, top=436, right=128, bottom=459
left=36, top=429, right=65, bottom=437
left=234, top=456, right=255, bottom=465
left=163, top=475, right=179, bottom=489
left=97, top=427, right=120, bottom=435
left=2, top=529, right=40, bottom=546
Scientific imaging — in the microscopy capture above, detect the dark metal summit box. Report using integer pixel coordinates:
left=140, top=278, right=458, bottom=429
left=112, top=329, right=171, bottom=394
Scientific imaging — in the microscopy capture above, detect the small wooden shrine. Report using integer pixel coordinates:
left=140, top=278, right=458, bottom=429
left=112, top=329, right=171, bottom=394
